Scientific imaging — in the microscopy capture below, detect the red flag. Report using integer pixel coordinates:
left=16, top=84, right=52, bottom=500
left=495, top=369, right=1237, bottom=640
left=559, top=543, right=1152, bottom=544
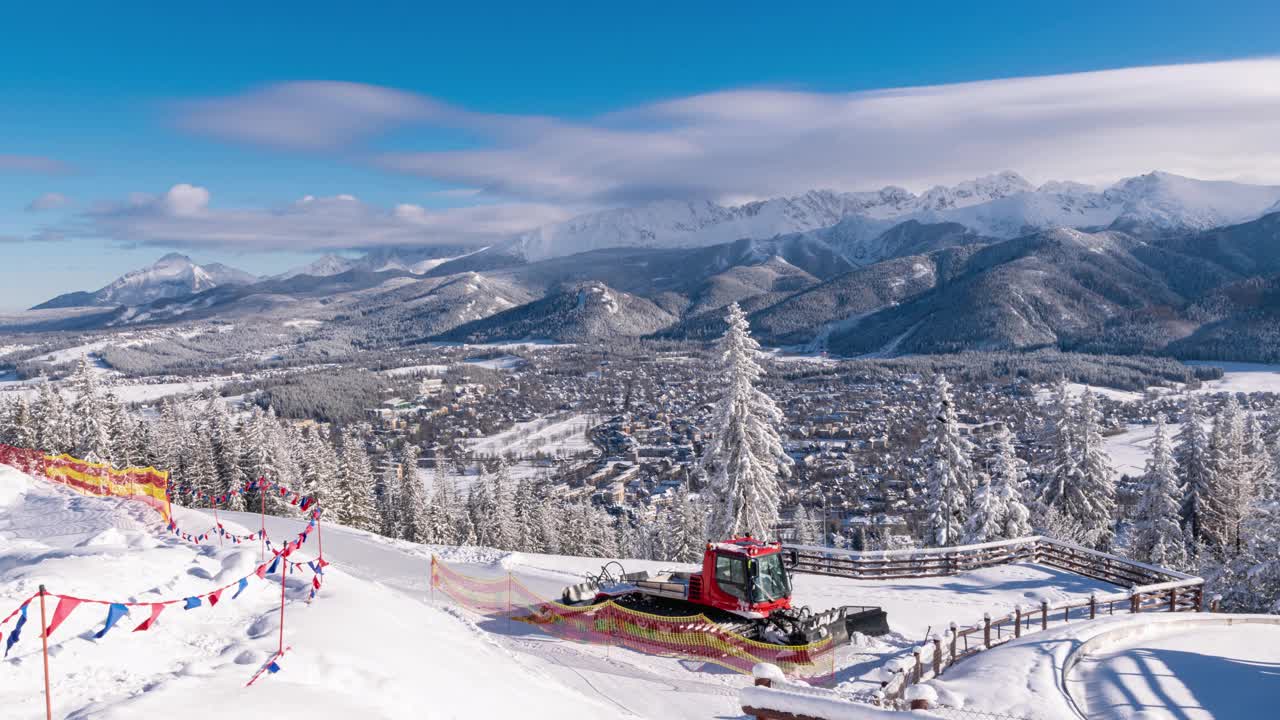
left=44, top=596, right=82, bottom=638
left=312, top=575, right=321, bottom=590
left=255, top=563, right=268, bottom=579
left=132, top=603, right=166, bottom=632
left=207, top=588, right=223, bottom=606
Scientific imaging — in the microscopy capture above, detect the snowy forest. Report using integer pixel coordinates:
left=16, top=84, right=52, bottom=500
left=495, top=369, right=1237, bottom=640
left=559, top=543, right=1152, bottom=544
left=2, top=315, right=1279, bottom=615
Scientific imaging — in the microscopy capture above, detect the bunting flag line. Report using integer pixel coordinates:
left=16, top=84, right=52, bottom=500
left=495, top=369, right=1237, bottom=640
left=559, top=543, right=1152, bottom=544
left=4, top=602, right=28, bottom=657
left=0, top=445, right=330, bottom=686
left=133, top=603, right=165, bottom=632
left=45, top=595, right=82, bottom=638
left=94, top=603, right=129, bottom=639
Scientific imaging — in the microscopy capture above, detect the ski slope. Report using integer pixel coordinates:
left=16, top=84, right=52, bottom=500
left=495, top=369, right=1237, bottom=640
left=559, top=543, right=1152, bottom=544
left=0, top=466, right=627, bottom=720
left=1, top=463, right=1125, bottom=719
left=234, top=511, right=1114, bottom=712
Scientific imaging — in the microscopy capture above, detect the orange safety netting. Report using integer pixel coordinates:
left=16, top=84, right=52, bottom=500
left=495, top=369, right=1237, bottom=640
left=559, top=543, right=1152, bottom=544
left=0, top=444, right=171, bottom=523
left=431, top=556, right=836, bottom=684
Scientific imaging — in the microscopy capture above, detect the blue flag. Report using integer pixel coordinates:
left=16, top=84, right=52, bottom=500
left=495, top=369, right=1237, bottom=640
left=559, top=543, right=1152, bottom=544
left=267, top=660, right=280, bottom=673
left=232, top=577, right=249, bottom=600
left=183, top=596, right=201, bottom=610
left=266, top=554, right=280, bottom=575
left=94, top=603, right=129, bottom=639
left=5, top=603, right=27, bottom=657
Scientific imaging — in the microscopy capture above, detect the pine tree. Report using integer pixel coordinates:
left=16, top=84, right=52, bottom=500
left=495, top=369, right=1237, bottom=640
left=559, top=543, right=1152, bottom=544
left=661, top=485, right=706, bottom=562
left=423, top=470, right=459, bottom=545
left=987, top=425, right=1032, bottom=539
left=1039, top=388, right=1115, bottom=549
left=102, top=392, right=134, bottom=467
left=5, top=396, right=34, bottom=449
left=398, top=444, right=428, bottom=542
left=964, top=471, right=1000, bottom=544
left=792, top=503, right=819, bottom=545
left=921, top=373, right=975, bottom=547
left=467, top=474, right=495, bottom=548
left=32, top=380, right=71, bottom=454
left=489, top=464, right=517, bottom=550
left=335, top=428, right=378, bottom=531
left=1204, top=397, right=1253, bottom=557
left=1131, top=415, right=1188, bottom=568
left=700, top=303, right=790, bottom=539
left=186, top=428, right=219, bottom=507
left=513, top=475, right=539, bottom=551
left=213, top=414, right=246, bottom=511
left=377, top=455, right=404, bottom=538
left=1177, top=394, right=1213, bottom=548
left=70, top=356, right=111, bottom=461
left=1227, top=440, right=1280, bottom=611
left=1037, top=378, right=1078, bottom=513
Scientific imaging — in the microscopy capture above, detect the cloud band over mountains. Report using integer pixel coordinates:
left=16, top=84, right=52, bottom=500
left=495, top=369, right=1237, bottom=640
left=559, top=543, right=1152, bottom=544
left=23, top=58, right=1280, bottom=252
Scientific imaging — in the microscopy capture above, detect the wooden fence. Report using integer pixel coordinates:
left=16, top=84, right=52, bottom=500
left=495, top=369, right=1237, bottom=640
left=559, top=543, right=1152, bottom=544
left=779, top=535, right=1205, bottom=706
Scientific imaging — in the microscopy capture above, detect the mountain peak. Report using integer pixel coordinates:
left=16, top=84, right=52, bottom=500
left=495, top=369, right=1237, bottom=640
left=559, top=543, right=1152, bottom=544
left=154, top=252, right=195, bottom=266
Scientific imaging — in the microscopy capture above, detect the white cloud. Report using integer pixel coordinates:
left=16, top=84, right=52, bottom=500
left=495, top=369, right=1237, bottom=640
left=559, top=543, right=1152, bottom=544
left=80, top=183, right=570, bottom=251
left=174, top=59, right=1280, bottom=205
left=25, top=192, right=71, bottom=212
left=0, top=154, right=72, bottom=175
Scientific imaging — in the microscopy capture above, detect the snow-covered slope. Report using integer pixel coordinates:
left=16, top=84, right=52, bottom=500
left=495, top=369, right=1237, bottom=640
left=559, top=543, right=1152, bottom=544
left=0, top=466, right=626, bottom=719
left=1105, top=171, right=1280, bottom=232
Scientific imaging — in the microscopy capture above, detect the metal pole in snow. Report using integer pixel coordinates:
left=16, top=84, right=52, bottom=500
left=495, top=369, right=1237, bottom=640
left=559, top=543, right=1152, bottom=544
left=38, top=585, right=52, bottom=720
left=260, top=480, right=266, bottom=564
left=278, top=555, right=288, bottom=654
left=214, top=507, right=223, bottom=547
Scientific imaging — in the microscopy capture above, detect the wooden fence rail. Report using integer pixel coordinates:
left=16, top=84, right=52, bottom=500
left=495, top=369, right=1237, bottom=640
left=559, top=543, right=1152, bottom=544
left=779, top=535, right=1204, bottom=706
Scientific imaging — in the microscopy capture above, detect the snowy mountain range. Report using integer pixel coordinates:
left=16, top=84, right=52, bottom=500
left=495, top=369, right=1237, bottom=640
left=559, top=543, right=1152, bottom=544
left=274, top=247, right=472, bottom=280
left=505, top=171, right=1280, bottom=261
left=33, top=253, right=258, bottom=309
left=20, top=170, right=1280, bottom=364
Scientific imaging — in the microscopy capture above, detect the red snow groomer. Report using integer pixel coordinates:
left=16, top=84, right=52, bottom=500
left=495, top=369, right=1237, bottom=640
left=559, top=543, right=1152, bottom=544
left=560, top=536, right=889, bottom=646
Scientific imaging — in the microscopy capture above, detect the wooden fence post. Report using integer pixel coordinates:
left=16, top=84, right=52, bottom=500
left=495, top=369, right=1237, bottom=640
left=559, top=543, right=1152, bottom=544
left=1040, top=600, right=1048, bottom=630
left=1211, top=594, right=1222, bottom=613
left=1089, top=594, right=1097, bottom=620
left=1014, top=607, right=1021, bottom=638
left=983, top=613, right=991, bottom=648
left=1130, top=588, right=1141, bottom=614
left=913, top=648, right=922, bottom=684
left=1168, top=587, right=1178, bottom=612
left=949, top=622, right=957, bottom=663
left=932, top=635, right=943, bottom=676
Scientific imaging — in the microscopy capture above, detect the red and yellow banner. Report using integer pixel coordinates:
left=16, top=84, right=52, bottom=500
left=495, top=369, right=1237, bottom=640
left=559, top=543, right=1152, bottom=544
left=0, top=444, right=171, bottom=523
left=40, top=454, right=171, bottom=522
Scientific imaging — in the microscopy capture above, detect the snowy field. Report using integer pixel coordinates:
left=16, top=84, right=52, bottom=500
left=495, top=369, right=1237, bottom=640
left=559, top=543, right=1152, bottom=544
left=1186, top=361, right=1280, bottom=395
left=466, top=413, right=600, bottom=459
left=1068, top=623, right=1280, bottom=720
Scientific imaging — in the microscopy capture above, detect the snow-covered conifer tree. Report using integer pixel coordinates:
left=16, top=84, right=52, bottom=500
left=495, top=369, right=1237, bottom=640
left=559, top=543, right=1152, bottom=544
left=1037, top=378, right=1078, bottom=513
left=989, top=424, right=1032, bottom=539
left=920, top=373, right=975, bottom=546
left=1131, top=415, right=1188, bottom=568
left=699, top=302, right=790, bottom=539
left=397, top=444, right=426, bottom=542
left=335, top=428, right=377, bottom=531
left=1204, top=397, right=1253, bottom=556
left=70, top=356, right=110, bottom=461
left=1176, top=394, right=1213, bottom=547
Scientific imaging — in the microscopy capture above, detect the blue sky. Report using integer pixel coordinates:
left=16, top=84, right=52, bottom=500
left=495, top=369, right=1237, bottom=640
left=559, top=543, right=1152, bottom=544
left=2, top=1, right=1279, bottom=310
